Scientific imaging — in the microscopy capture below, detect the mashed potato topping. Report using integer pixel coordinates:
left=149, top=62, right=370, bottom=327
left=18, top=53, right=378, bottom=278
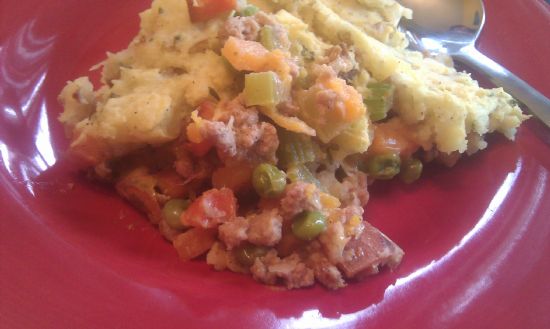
left=58, top=0, right=527, bottom=289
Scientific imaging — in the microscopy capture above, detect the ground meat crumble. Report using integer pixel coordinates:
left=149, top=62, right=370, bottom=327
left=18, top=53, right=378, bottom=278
left=251, top=251, right=315, bottom=289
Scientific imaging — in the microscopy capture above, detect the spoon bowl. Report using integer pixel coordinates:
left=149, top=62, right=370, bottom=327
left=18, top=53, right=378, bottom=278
left=399, top=0, right=550, bottom=127
left=400, top=0, right=484, bottom=54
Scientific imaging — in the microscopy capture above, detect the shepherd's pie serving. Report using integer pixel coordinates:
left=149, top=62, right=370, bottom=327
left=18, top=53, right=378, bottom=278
left=58, top=0, right=527, bottom=289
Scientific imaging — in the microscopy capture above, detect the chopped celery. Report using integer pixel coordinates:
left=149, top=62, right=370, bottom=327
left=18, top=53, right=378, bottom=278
left=369, top=82, right=393, bottom=94
left=364, top=98, right=387, bottom=121
left=364, top=82, right=395, bottom=122
left=277, top=129, right=318, bottom=169
left=238, top=5, right=259, bottom=17
left=260, top=26, right=277, bottom=50
left=286, top=164, right=321, bottom=188
left=244, top=71, right=281, bottom=107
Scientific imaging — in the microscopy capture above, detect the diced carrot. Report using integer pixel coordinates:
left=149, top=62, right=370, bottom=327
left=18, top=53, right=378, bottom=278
left=369, top=119, right=419, bottom=158
left=181, top=188, right=237, bottom=228
left=322, top=76, right=365, bottom=123
left=173, top=228, right=217, bottom=261
left=187, top=0, right=236, bottom=23
left=221, top=37, right=270, bottom=72
left=342, top=85, right=366, bottom=122
left=212, top=164, right=254, bottom=192
left=221, top=37, right=293, bottom=93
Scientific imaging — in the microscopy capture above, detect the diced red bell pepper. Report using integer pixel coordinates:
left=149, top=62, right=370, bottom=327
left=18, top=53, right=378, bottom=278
left=187, top=0, right=236, bottom=23
left=181, top=188, right=237, bottom=228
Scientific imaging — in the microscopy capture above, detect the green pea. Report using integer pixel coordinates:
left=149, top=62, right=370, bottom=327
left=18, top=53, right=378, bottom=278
left=234, top=244, right=269, bottom=267
left=162, top=198, right=190, bottom=230
left=291, top=211, right=327, bottom=241
left=252, top=163, right=287, bottom=198
left=365, top=153, right=401, bottom=180
left=400, top=158, right=423, bottom=184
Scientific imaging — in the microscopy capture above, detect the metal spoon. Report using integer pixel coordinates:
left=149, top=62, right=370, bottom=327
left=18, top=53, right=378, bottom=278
left=398, top=0, right=550, bottom=127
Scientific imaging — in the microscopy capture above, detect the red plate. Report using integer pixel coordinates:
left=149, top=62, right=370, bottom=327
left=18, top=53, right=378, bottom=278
left=1, top=1, right=549, bottom=328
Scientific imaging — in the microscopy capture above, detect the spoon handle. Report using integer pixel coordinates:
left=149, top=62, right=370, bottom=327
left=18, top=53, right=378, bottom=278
left=456, top=45, right=550, bottom=128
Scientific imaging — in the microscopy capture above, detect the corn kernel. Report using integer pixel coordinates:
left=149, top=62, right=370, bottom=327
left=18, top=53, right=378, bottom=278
left=345, top=215, right=363, bottom=236
left=320, top=192, right=341, bottom=209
